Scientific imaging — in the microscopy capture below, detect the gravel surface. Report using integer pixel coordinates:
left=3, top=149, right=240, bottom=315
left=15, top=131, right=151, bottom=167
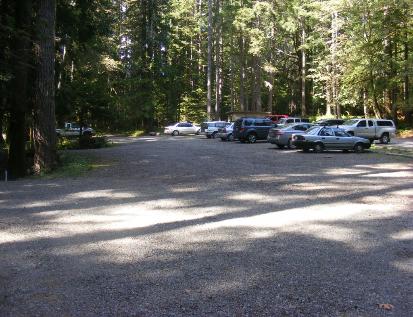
left=1, top=135, right=412, bottom=316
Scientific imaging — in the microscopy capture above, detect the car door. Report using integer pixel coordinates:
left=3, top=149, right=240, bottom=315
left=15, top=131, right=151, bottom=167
left=318, top=127, right=336, bottom=149
left=355, top=120, right=368, bottom=138
left=176, top=123, right=186, bottom=134
left=334, top=129, right=352, bottom=149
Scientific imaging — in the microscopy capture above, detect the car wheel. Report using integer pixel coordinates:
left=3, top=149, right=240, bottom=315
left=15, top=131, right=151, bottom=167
left=276, top=144, right=285, bottom=149
left=247, top=133, right=257, bottom=143
left=211, top=132, right=217, bottom=139
left=354, top=143, right=364, bottom=153
left=220, top=137, right=226, bottom=141
left=172, top=130, right=179, bottom=136
left=287, top=139, right=296, bottom=149
left=228, top=134, right=234, bottom=142
left=380, top=133, right=390, bottom=144
left=206, top=134, right=211, bottom=139
left=314, top=143, right=324, bottom=153
left=196, top=129, right=200, bottom=135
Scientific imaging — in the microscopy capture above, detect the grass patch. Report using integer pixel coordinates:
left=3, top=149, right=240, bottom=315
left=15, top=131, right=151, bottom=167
left=397, top=128, right=413, bottom=138
left=40, top=152, right=108, bottom=179
left=128, top=130, right=146, bottom=137
left=370, top=144, right=413, bottom=158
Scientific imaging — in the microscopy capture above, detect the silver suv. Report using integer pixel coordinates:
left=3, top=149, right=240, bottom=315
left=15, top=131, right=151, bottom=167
left=201, top=121, right=229, bottom=139
left=340, top=119, right=396, bottom=144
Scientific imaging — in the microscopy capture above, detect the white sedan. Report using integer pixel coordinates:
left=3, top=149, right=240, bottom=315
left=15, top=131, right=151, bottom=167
left=164, top=122, right=201, bottom=136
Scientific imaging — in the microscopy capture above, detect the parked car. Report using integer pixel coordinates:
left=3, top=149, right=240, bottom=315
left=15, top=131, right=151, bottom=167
left=56, top=122, right=94, bottom=137
left=267, top=123, right=313, bottom=149
left=314, top=119, right=345, bottom=126
left=216, top=123, right=234, bottom=141
left=266, top=114, right=289, bottom=124
left=164, top=122, right=201, bottom=136
left=339, top=118, right=396, bottom=144
left=201, top=121, right=229, bottom=138
left=292, top=126, right=371, bottom=153
left=233, top=117, right=273, bottom=143
left=276, top=117, right=310, bottom=127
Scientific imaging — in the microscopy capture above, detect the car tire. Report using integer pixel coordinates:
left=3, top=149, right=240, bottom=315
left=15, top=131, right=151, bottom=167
left=276, top=144, right=285, bottom=149
left=354, top=143, right=364, bottom=153
left=247, top=133, right=257, bottom=143
left=380, top=133, right=390, bottom=144
left=220, top=137, right=226, bottom=141
left=206, top=134, right=211, bottom=139
left=314, top=143, right=324, bottom=153
left=211, top=132, right=217, bottom=139
left=287, top=139, right=296, bottom=149
left=172, top=130, right=179, bottom=136
left=228, top=134, right=234, bottom=142
left=196, top=130, right=200, bottom=135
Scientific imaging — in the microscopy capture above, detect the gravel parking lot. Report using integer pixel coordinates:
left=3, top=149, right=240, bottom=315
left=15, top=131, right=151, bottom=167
left=1, top=135, right=412, bottom=316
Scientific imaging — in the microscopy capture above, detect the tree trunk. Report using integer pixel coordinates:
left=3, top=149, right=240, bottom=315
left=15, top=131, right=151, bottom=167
left=8, top=0, right=32, bottom=179
left=206, top=0, right=213, bottom=119
left=300, top=18, right=306, bottom=117
left=252, top=55, right=262, bottom=112
left=214, top=0, right=222, bottom=120
left=239, top=35, right=246, bottom=111
left=404, top=31, right=411, bottom=125
left=33, top=0, right=57, bottom=174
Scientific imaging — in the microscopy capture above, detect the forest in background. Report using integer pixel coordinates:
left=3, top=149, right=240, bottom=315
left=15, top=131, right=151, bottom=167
left=0, top=0, right=412, bottom=176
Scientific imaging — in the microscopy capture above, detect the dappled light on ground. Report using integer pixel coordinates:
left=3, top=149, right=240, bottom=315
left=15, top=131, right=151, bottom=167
left=1, top=137, right=412, bottom=316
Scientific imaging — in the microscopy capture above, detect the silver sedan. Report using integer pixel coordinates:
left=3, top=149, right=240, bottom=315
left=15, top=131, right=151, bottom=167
left=292, top=126, right=371, bottom=153
left=164, top=122, right=200, bottom=136
left=267, top=123, right=313, bottom=149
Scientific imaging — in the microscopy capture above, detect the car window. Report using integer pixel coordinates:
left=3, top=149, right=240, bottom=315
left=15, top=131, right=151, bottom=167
left=357, top=120, right=366, bottom=127
left=306, top=126, right=320, bottom=135
left=320, top=128, right=334, bottom=136
left=334, top=130, right=349, bottom=137
left=254, top=119, right=264, bottom=126
left=286, top=119, right=294, bottom=123
left=177, top=123, right=185, bottom=127
left=368, top=120, right=374, bottom=127
left=294, top=125, right=307, bottom=131
left=244, top=120, right=253, bottom=126
left=343, top=119, right=359, bottom=126
left=377, top=120, right=394, bottom=127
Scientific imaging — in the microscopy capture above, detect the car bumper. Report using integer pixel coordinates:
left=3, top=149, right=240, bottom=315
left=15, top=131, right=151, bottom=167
left=267, top=135, right=285, bottom=144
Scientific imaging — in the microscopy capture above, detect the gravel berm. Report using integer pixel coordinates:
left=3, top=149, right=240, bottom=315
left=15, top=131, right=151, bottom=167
left=1, top=135, right=412, bottom=316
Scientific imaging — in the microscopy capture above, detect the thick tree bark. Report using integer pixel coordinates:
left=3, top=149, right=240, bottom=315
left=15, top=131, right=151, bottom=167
left=8, top=0, right=32, bottom=178
left=206, top=0, right=213, bottom=119
left=33, top=0, right=57, bottom=174
left=252, top=55, right=262, bottom=112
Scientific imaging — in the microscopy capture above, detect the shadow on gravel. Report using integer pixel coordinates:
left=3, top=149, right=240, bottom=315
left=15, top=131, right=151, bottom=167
left=0, top=138, right=412, bottom=316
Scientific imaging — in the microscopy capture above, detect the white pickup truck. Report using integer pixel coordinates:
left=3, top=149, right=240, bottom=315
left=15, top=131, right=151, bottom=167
left=340, top=119, right=396, bottom=144
left=56, top=122, right=94, bottom=137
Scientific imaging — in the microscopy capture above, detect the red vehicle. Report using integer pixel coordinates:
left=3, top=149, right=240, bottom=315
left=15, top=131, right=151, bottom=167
left=266, top=114, right=289, bottom=123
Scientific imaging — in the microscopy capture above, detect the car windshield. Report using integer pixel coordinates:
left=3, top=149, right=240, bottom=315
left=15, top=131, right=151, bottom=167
left=305, top=126, right=321, bottom=135
left=343, top=119, right=358, bottom=126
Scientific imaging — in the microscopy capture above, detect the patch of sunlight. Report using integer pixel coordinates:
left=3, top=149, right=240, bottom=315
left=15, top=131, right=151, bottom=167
left=324, top=168, right=369, bottom=176
left=392, top=260, right=413, bottom=273
left=361, top=171, right=413, bottom=178
left=68, top=189, right=137, bottom=199
left=354, top=163, right=412, bottom=170
left=391, top=230, right=413, bottom=241
left=170, top=187, right=200, bottom=193
left=228, top=193, right=281, bottom=203
left=200, top=202, right=400, bottom=251
left=392, top=188, right=413, bottom=197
